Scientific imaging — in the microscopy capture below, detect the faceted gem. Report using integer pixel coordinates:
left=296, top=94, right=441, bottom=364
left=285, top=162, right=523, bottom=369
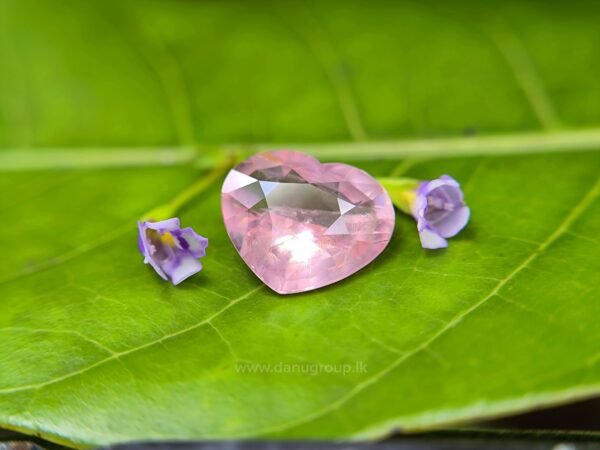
left=221, top=151, right=395, bottom=294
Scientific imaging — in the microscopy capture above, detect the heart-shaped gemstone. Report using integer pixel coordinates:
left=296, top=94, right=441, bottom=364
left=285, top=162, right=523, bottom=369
left=221, top=151, right=395, bottom=294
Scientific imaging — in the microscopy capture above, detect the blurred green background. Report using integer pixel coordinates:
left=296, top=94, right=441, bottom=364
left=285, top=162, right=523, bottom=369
left=2, top=0, right=600, bottom=148
left=1, top=0, right=600, bottom=448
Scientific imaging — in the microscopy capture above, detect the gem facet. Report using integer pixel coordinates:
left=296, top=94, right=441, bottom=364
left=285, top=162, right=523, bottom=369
left=221, top=151, right=395, bottom=294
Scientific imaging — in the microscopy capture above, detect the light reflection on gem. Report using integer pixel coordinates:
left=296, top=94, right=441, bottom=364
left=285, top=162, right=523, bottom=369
left=274, top=230, right=320, bottom=263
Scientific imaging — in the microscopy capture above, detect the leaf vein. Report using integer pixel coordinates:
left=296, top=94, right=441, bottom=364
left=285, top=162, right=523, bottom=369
left=277, top=0, right=367, bottom=141
left=0, top=285, right=264, bottom=394
left=489, top=25, right=561, bottom=130
left=0, top=326, right=116, bottom=356
left=251, top=176, right=600, bottom=435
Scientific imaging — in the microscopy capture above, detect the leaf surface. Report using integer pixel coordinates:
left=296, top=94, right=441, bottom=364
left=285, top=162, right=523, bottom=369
left=1, top=0, right=599, bottom=447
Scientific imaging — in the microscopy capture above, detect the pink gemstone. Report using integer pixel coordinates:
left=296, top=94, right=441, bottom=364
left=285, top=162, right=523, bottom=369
left=221, top=151, right=395, bottom=294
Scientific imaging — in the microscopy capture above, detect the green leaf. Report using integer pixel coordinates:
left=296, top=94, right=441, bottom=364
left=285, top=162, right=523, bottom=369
left=1, top=0, right=600, bottom=448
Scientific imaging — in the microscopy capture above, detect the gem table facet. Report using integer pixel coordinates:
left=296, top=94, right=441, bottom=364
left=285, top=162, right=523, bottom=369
left=221, top=151, right=395, bottom=294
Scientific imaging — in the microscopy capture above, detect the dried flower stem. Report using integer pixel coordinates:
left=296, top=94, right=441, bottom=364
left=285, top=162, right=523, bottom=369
left=377, top=177, right=420, bottom=214
left=142, top=158, right=232, bottom=221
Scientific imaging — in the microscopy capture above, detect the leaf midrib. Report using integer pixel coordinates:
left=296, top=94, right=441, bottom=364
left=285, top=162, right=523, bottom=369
left=2, top=128, right=600, bottom=172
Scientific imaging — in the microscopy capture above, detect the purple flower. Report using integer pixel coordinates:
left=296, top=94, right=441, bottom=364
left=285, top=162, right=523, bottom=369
left=137, top=217, right=208, bottom=285
left=411, top=175, right=470, bottom=250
